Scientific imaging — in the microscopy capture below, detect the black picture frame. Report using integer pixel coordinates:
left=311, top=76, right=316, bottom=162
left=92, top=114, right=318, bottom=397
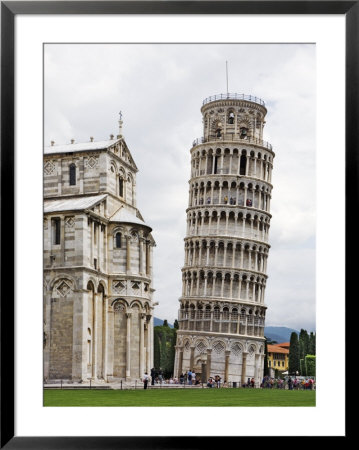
left=1, top=1, right=352, bottom=447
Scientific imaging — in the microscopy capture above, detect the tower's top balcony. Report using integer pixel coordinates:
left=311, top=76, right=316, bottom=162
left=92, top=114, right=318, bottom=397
left=192, top=134, right=272, bottom=151
left=202, top=93, right=265, bottom=108
left=200, top=92, right=268, bottom=144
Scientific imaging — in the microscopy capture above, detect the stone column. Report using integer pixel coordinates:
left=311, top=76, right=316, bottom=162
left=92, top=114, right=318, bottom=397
left=92, top=293, right=98, bottom=379
left=126, top=235, right=131, bottom=273
left=204, top=275, right=208, bottom=296
left=149, top=243, right=153, bottom=277
left=104, top=225, right=108, bottom=273
left=146, top=241, right=150, bottom=275
left=206, top=349, right=212, bottom=379
left=107, top=306, right=114, bottom=378
left=220, top=153, right=224, bottom=174
left=254, top=354, right=260, bottom=386
left=149, top=314, right=154, bottom=369
left=140, top=313, right=145, bottom=377
left=198, top=245, right=202, bottom=266
left=214, top=243, right=219, bottom=266
left=97, top=224, right=100, bottom=269
left=139, top=238, right=144, bottom=275
left=189, top=346, right=195, bottom=370
left=229, top=275, right=233, bottom=298
left=102, top=296, right=108, bottom=381
left=224, top=350, right=231, bottom=382
left=177, top=347, right=184, bottom=378
left=241, top=352, right=248, bottom=385
left=126, top=312, right=131, bottom=378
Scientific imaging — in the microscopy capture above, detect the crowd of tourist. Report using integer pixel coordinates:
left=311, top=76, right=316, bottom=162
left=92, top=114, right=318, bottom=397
left=261, top=375, right=315, bottom=390
left=143, top=369, right=315, bottom=390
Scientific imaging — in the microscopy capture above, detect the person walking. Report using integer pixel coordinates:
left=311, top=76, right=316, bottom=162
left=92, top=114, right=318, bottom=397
left=192, top=370, right=196, bottom=385
left=150, top=368, right=155, bottom=386
left=142, top=372, right=150, bottom=389
left=288, top=377, right=293, bottom=390
left=187, top=369, right=193, bottom=385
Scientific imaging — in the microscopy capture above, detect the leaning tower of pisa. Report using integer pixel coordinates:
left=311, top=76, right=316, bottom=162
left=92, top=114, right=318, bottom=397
left=173, top=93, right=274, bottom=386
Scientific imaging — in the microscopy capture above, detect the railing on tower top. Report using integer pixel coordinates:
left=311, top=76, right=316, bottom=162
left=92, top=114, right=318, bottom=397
left=192, top=135, right=272, bottom=150
left=202, top=93, right=265, bottom=107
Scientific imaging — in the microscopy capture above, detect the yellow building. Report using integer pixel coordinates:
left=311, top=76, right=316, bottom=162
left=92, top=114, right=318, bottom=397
left=267, top=343, right=289, bottom=372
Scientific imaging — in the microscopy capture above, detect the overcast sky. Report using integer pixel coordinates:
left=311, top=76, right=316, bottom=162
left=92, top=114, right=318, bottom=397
left=44, top=43, right=316, bottom=332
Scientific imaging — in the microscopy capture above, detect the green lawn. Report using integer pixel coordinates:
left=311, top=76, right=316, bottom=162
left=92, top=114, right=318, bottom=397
left=44, top=388, right=315, bottom=407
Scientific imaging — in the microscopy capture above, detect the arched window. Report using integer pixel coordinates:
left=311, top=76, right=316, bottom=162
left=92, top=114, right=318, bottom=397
left=115, top=232, right=122, bottom=248
left=240, top=154, right=247, bottom=175
left=119, top=178, right=124, bottom=197
left=69, top=163, right=76, bottom=185
left=228, top=111, right=235, bottom=124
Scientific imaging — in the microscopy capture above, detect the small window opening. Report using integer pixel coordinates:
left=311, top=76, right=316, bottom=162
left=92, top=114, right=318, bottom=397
left=240, top=127, right=248, bottom=139
left=115, top=232, right=122, bottom=248
left=52, top=218, right=61, bottom=245
left=69, top=164, right=76, bottom=186
left=119, top=178, right=124, bottom=197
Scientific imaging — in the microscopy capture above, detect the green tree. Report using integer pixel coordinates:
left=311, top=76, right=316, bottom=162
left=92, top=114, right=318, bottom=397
left=300, top=358, right=305, bottom=376
left=173, top=319, right=179, bottom=329
left=153, top=330, right=161, bottom=369
left=289, top=332, right=300, bottom=374
left=305, top=355, right=316, bottom=376
left=299, top=329, right=309, bottom=360
left=160, top=330, right=168, bottom=370
left=153, top=324, right=177, bottom=378
left=163, top=319, right=168, bottom=327
left=309, top=332, right=316, bottom=355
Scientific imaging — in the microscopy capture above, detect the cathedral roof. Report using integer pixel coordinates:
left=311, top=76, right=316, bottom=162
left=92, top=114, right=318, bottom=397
left=109, top=206, right=151, bottom=230
left=44, top=194, right=107, bottom=213
left=44, top=139, right=117, bottom=155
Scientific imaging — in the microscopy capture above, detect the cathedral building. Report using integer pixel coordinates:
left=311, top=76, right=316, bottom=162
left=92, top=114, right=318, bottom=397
left=43, top=122, right=155, bottom=382
left=174, top=93, right=274, bottom=386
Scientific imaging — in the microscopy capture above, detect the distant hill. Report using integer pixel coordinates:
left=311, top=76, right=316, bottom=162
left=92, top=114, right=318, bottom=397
left=154, top=317, right=173, bottom=328
left=153, top=319, right=298, bottom=340
left=264, top=326, right=299, bottom=343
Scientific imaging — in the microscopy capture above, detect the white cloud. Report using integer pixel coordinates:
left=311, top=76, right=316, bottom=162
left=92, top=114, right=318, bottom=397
left=45, top=43, right=316, bottom=331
